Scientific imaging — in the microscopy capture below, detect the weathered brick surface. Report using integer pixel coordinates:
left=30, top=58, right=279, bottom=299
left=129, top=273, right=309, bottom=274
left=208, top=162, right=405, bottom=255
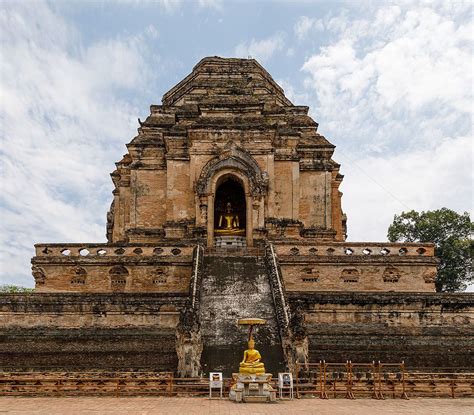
left=289, top=292, right=474, bottom=370
left=1, top=292, right=471, bottom=372
left=32, top=244, right=193, bottom=293
left=0, top=293, right=186, bottom=371
left=199, top=255, right=285, bottom=376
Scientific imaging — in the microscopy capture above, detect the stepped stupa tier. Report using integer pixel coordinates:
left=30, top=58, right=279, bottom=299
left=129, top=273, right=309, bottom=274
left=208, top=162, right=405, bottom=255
left=108, top=57, right=345, bottom=246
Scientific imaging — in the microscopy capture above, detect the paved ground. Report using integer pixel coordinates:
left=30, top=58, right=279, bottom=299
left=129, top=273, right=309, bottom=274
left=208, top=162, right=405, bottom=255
left=0, top=397, right=473, bottom=415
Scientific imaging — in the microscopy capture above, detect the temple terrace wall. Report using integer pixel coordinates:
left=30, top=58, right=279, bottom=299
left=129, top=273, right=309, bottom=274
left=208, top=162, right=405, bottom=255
left=0, top=293, right=186, bottom=371
left=289, top=292, right=473, bottom=370
left=1, top=291, right=472, bottom=372
left=31, top=242, right=437, bottom=293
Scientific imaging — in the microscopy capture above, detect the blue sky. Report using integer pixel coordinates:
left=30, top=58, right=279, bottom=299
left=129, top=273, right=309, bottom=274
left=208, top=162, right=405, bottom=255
left=1, top=0, right=472, bottom=288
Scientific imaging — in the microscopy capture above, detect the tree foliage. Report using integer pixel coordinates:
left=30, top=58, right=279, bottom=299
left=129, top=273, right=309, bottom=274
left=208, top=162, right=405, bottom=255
left=0, top=285, right=34, bottom=293
left=388, top=208, right=473, bottom=292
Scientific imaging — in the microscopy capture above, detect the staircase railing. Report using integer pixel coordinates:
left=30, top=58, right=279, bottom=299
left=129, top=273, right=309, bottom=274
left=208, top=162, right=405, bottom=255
left=264, top=243, right=295, bottom=372
left=265, top=243, right=310, bottom=373
left=190, top=244, right=204, bottom=310
left=265, top=243, right=290, bottom=329
left=176, top=244, right=205, bottom=377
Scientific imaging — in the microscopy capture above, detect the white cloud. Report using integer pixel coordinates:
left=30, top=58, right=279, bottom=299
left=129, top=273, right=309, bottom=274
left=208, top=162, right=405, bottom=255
left=156, top=0, right=182, bottom=13
left=118, top=0, right=221, bottom=12
left=301, top=4, right=472, bottom=153
left=341, top=135, right=473, bottom=242
left=116, top=0, right=182, bottom=12
left=198, top=0, right=223, bottom=10
left=294, top=16, right=324, bottom=40
left=275, top=78, right=310, bottom=106
left=298, top=2, right=473, bottom=253
left=0, top=2, right=159, bottom=287
left=234, top=33, right=285, bottom=63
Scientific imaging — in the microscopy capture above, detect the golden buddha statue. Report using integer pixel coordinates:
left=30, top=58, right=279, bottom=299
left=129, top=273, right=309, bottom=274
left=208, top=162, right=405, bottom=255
left=239, top=338, right=265, bottom=375
left=215, top=202, right=244, bottom=236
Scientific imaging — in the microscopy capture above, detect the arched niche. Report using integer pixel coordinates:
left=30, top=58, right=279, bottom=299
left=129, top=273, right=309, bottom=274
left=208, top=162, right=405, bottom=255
left=214, top=174, right=247, bottom=236
left=206, top=169, right=253, bottom=247
left=196, top=145, right=268, bottom=197
left=196, top=145, right=267, bottom=247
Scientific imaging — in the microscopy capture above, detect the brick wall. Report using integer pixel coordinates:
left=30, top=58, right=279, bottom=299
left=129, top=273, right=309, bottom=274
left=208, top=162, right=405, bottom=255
left=0, top=293, right=186, bottom=371
left=289, top=292, right=473, bottom=370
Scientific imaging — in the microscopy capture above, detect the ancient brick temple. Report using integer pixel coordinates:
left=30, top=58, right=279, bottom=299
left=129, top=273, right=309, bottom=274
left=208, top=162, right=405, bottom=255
left=2, top=58, right=472, bottom=375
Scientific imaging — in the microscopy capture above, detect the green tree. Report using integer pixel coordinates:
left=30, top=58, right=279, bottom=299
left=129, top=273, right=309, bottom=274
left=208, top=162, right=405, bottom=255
left=387, top=208, right=473, bottom=292
left=0, top=285, right=34, bottom=293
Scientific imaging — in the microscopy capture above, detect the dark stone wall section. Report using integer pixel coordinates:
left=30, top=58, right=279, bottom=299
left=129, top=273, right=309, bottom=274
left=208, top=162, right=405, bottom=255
left=288, top=292, right=474, bottom=371
left=199, top=255, right=286, bottom=376
left=0, top=292, right=188, bottom=313
left=1, top=328, right=177, bottom=371
left=0, top=293, right=187, bottom=372
left=1, top=291, right=472, bottom=372
left=306, top=333, right=473, bottom=370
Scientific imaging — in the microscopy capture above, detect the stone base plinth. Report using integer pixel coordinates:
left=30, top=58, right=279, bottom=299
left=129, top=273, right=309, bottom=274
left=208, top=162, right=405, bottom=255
left=229, top=373, right=276, bottom=403
left=215, top=236, right=246, bottom=248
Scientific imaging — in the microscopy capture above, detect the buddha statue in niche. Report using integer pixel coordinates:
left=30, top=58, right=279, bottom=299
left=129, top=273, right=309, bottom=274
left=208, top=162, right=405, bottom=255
left=216, top=202, right=244, bottom=235
left=239, top=338, right=265, bottom=375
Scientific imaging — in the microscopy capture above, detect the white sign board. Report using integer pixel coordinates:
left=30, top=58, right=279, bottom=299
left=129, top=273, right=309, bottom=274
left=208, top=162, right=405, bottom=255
left=209, top=372, right=223, bottom=388
left=278, top=372, right=294, bottom=399
left=278, top=373, right=293, bottom=388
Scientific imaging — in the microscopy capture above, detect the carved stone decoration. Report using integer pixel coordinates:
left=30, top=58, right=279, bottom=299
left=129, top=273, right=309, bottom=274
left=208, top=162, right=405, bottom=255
left=176, top=245, right=204, bottom=377
left=263, top=244, right=304, bottom=373
left=284, top=305, right=309, bottom=374
left=176, top=305, right=203, bottom=377
left=383, top=266, right=401, bottom=283
left=301, top=267, right=319, bottom=283
left=32, top=266, right=46, bottom=286
left=199, top=202, right=207, bottom=223
left=71, top=267, right=87, bottom=285
left=106, top=199, right=115, bottom=243
left=196, top=145, right=268, bottom=197
left=109, top=265, right=128, bottom=291
left=423, top=270, right=437, bottom=284
left=151, top=267, right=168, bottom=285
left=341, top=268, right=360, bottom=283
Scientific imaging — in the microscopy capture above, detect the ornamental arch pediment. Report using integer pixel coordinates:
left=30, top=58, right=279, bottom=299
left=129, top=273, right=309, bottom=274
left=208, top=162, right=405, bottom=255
left=196, top=145, right=268, bottom=197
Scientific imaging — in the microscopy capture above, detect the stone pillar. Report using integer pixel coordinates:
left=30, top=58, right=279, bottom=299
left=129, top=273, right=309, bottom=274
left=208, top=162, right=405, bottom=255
left=324, top=171, right=332, bottom=229
left=207, top=194, right=214, bottom=247
left=257, top=196, right=265, bottom=228
left=246, top=194, right=253, bottom=247
left=292, top=161, right=299, bottom=220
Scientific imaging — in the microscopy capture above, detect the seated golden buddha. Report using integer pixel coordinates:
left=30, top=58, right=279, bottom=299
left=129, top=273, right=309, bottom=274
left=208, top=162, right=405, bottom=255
left=239, top=338, right=265, bottom=375
left=215, top=202, right=245, bottom=236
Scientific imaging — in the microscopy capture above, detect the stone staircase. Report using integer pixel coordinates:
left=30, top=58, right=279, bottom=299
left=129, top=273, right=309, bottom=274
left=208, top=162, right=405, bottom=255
left=199, top=252, right=285, bottom=376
